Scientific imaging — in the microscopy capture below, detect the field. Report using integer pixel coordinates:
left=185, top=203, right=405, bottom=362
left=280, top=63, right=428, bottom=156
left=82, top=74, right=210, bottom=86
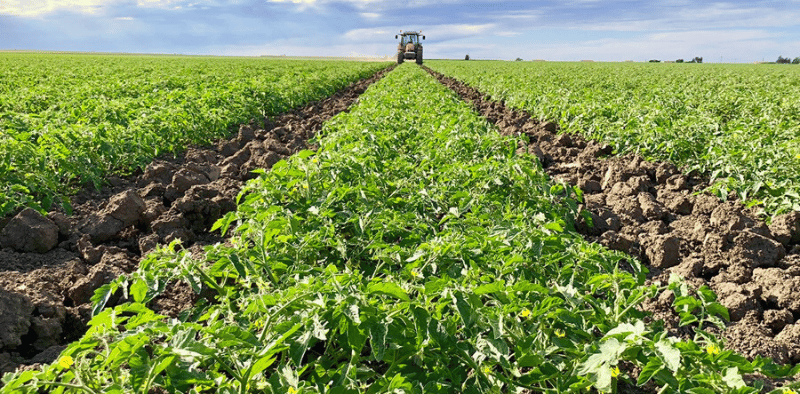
left=426, top=60, right=800, bottom=217
left=0, top=53, right=387, bottom=216
left=1, top=57, right=800, bottom=393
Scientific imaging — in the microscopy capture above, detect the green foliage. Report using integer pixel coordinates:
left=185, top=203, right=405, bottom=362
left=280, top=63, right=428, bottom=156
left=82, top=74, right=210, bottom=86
left=426, top=60, right=800, bottom=217
left=0, top=53, right=389, bottom=216
left=3, top=64, right=798, bottom=394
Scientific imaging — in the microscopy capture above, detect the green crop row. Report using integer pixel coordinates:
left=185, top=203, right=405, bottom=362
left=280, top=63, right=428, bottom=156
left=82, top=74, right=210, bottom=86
left=0, top=53, right=389, bottom=216
left=3, top=64, right=797, bottom=393
left=426, top=60, right=800, bottom=217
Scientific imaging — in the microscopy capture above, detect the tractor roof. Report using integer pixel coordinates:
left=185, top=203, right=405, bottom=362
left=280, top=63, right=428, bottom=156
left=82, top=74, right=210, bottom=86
left=399, top=31, right=422, bottom=36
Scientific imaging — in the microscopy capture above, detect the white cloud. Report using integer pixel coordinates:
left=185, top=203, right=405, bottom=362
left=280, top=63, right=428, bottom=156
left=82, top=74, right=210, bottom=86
left=359, top=12, right=380, bottom=19
left=1, top=0, right=105, bottom=17
left=494, top=10, right=541, bottom=21
left=136, top=0, right=184, bottom=8
left=1, top=0, right=195, bottom=17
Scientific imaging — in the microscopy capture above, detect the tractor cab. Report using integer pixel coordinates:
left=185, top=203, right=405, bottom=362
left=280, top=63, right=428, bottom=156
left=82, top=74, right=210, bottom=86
left=400, top=34, right=420, bottom=47
left=395, top=31, right=425, bottom=64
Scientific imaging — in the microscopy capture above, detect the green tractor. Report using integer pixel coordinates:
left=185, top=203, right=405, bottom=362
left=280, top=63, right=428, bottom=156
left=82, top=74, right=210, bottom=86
left=395, top=30, right=424, bottom=65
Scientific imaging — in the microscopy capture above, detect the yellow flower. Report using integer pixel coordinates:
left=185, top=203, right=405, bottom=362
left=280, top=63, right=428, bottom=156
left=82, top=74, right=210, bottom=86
left=795, top=154, right=800, bottom=159
left=410, top=270, right=419, bottom=278
left=783, top=389, right=798, bottom=394
left=706, top=344, right=721, bottom=356
left=520, top=308, right=531, bottom=318
left=554, top=329, right=565, bottom=338
left=611, top=366, right=620, bottom=378
left=482, top=366, right=492, bottom=375
left=58, top=356, right=74, bottom=369
left=288, top=387, right=298, bottom=394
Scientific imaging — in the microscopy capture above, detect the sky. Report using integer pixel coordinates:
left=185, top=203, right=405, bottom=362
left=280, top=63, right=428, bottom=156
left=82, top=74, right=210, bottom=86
left=1, top=0, right=799, bottom=62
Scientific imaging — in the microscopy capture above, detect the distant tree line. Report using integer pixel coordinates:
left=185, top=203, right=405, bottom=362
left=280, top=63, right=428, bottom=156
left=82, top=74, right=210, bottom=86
left=776, top=56, right=800, bottom=64
left=652, top=57, right=703, bottom=63
left=470, top=55, right=800, bottom=63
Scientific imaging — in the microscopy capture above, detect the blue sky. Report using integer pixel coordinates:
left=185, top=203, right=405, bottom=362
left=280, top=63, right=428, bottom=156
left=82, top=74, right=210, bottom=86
left=1, top=0, right=799, bottom=62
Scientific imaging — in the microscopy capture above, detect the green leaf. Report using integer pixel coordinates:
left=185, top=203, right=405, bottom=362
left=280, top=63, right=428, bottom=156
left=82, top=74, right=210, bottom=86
left=686, top=389, right=717, bottom=394
left=250, top=354, right=277, bottom=378
left=130, top=278, right=148, bottom=304
left=517, top=353, right=544, bottom=368
left=367, top=282, right=410, bottom=301
left=637, top=358, right=663, bottom=386
left=707, top=302, right=730, bottom=321
left=679, top=312, right=699, bottom=326
left=296, top=149, right=316, bottom=159
left=696, top=286, right=717, bottom=303
left=452, top=291, right=476, bottom=329
left=473, top=280, right=506, bottom=295
left=594, top=365, right=613, bottom=393
left=428, top=318, right=455, bottom=348
left=367, top=319, right=388, bottom=361
left=347, top=321, right=367, bottom=353
left=544, top=222, right=563, bottom=232
left=424, top=278, right=449, bottom=295
left=229, top=252, right=247, bottom=278
left=605, top=320, right=645, bottom=342
left=723, top=367, right=746, bottom=389
left=151, top=355, right=177, bottom=378
left=91, top=278, right=123, bottom=317
left=655, top=339, right=681, bottom=373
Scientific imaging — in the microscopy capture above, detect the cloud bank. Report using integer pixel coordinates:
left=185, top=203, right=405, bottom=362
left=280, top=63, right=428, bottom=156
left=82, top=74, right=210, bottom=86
left=1, top=0, right=798, bottom=62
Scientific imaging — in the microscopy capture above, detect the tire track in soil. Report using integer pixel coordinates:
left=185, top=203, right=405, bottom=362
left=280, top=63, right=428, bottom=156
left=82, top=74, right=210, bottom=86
left=424, top=66, right=800, bottom=370
left=0, top=65, right=395, bottom=375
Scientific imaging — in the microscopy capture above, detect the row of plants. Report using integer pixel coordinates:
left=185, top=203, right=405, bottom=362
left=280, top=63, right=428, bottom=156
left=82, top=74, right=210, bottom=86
left=425, top=60, right=800, bottom=218
left=3, top=63, right=797, bottom=393
left=0, top=53, right=389, bottom=216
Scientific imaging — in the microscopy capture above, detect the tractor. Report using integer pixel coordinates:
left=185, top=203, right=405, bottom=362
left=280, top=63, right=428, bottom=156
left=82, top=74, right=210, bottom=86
left=395, top=31, right=424, bottom=64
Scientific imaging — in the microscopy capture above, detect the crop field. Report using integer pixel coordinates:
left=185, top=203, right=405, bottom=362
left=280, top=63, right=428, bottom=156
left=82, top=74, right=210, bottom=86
left=0, top=53, right=387, bottom=216
left=426, top=60, right=800, bottom=217
left=2, top=58, right=800, bottom=394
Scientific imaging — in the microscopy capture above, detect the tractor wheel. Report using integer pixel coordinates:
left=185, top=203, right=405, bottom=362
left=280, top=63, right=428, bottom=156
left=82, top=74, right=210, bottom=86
left=416, top=49, right=423, bottom=65
left=397, top=52, right=404, bottom=64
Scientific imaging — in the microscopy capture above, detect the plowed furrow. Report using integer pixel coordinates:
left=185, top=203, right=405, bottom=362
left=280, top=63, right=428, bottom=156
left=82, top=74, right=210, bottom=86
left=0, top=64, right=395, bottom=375
left=424, top=65, right=800, bottom=369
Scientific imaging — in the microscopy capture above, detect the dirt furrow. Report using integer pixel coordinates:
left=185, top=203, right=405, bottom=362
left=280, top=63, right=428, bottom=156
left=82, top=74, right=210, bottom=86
left=0, top=65, right=395, bottom=374
left=424, top=66, right=800, bottom=366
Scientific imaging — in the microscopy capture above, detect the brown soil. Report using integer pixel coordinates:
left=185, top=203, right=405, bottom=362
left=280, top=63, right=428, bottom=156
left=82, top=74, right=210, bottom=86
left=0, top=65, right=394, bottom=375
left=424, top=67, right=800, bottom=370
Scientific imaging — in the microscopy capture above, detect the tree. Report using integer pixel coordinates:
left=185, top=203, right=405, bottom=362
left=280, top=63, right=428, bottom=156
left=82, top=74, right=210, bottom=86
left=515, top=57, right=523, bottom=61
left=676, top=59, right=684, bottom=63
left=793, top=57, right=800, bottom=64
left=776, top=56, right=791, bottom=64
left=465, top=54, right=470, bottom=61
left=648, top=59, right=661, bottom=63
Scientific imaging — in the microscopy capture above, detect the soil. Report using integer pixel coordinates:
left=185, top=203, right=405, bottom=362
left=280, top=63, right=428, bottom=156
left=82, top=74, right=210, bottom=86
left=424, top=67, right=800, bottom=380
left=0, top=65, right=394, bottom=375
